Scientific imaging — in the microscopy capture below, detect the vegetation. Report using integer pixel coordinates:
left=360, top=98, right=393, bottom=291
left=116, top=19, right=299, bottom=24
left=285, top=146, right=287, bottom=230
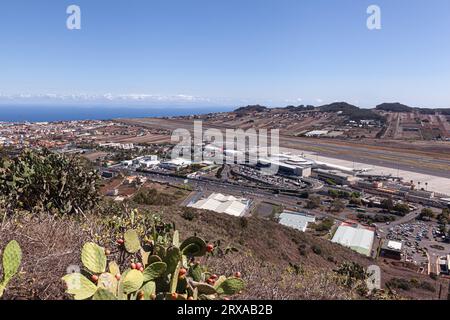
left=358, top=213, right=396, bottom=224
left=386, top=278, right=435, bottom=293
left=419, top=208, right=435, bottom=221
left=329, top=199, right=346, bottom=213
left=0, top=149, right=99, bottom=215
left=62, top=227, right=244, bottom=300
left=393, top=203, right=410, bottom=216
left=381, top=198, right=394, bottom=213
left=376, top=103, right=413, bottom=113
left=133, top=188, right=183, bottom=206
left=305, top=196, right=321, bottom=209
left=313, top=218, right=335, bottom=233
left=0, top=241, right=22, bottom=298
left=318, top=102, right=385, bottom=122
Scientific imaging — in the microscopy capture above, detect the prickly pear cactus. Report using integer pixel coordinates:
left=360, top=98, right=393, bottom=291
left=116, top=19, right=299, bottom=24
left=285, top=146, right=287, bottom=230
left=0, top=240, right=22, bottom=298
left=62, top=223, right=245, bottom=301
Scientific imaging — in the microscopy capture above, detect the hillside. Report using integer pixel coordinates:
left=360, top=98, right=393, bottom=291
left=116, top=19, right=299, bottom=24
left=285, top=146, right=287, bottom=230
left=376, top=103, right=414, bottom=113
left=0, top=201, right=443, bottom=300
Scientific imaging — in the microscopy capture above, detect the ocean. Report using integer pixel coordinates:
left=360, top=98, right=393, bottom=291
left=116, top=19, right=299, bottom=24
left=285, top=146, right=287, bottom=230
left=0, top=105, right=234, bottom=122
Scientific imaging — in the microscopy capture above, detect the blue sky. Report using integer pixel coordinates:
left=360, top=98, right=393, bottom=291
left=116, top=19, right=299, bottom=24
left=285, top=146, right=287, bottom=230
left=0, top=0, right=449, bottom=108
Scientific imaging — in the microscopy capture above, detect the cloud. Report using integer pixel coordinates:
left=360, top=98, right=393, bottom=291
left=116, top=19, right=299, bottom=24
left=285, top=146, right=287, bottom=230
left=0, top=93, right=214, bottom=104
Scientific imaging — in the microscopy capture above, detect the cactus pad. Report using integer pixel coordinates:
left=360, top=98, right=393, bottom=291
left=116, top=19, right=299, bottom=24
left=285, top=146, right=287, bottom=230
left=122, top=269, right=144, bottom=294
left=141, top=281, right=156, bottom=300
left=97, top=273, right=118, bottom=294
left=92, top=288, right=118, bottom=300
left=180, top=236, right=207, bottom=257
left=194, top=282, right=217, bottom=295
left=81, top=242, right=107, bottom=274
left=143, top=262, right=167, bottom=282
left=108, top=261, right=120, bottom=276
left=172, top=230, right=180, bottom=248
left=216, top=277, right=245, bottom=295
left=2, top=240, right=22, bottom=283
left=188, top=264, right=203, bottom=282
left=62, top=273, right=98, bottom=300
left=124, top=229, right=141, bottom=253
left=164, top=246, right=181, bottom=274
left=147, top=255, right=162, bottom=265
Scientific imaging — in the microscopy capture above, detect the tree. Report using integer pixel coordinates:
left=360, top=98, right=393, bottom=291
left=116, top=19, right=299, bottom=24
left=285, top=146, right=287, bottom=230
left=315, top=218, right=335, bottom=232
left=393, top=203, right=410, bottom=216
left=419, top=208, right=435, bottom=221
left=305, top=196, right=321, bottom=209
left=328, top=189, right=339, bottom=199
left=330, top=199, right=346, bottom=212
left=349, top=197, right=362, bottom=206
left=381, top=198, right=394, bottom=212
left=0, top=149, right=99, bottom=214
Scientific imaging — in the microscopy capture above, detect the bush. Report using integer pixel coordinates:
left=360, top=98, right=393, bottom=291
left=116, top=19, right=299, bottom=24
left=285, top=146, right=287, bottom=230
left=311, top=245, right=322, bottom=255
left=133, top=189, right=175, bottom=206
left=180, top=207, right=198, bottom=221
left=387, top=278, right=411, bottom=291
left=0, top=149, right=99, bottom=215
left=305, top=196, right=321, bottom=209
left=314, top=218, right=334, bottom=232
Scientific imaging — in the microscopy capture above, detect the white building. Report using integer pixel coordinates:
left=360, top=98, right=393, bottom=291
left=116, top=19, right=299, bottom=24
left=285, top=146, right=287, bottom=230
left=278, top=211, right=316, bottom=232
left=160, top=158, right=192, bottom=171
left=188, top=193, right=250, bottom=217
left=139, top=155, right=159, bottom=168
left=332, top=221, right=375, bottom=257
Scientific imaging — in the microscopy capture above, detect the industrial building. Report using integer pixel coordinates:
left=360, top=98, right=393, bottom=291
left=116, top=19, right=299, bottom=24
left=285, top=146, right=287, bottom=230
left=187, top=193, right=250, bottom=217
left=278, top=211, right=316, bottom=232
left=138, top=155, right=159, bottom=168
left=331, top=221, right=375, bottom=257
left=159, top=158, right=192, bottom=171
left=380, top=240, right=403, bottom=260
left=314, top=169, right=358, bottom=185
left=257, top=157, right=312, bottom=177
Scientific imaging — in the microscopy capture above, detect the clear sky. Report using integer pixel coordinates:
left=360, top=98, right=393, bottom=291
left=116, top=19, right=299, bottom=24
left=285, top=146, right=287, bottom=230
left=0, top=0, right=449, bottom=108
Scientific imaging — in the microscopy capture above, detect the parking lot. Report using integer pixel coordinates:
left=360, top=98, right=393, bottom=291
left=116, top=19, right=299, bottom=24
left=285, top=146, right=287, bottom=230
left=384, top=220, right=450, bottom=274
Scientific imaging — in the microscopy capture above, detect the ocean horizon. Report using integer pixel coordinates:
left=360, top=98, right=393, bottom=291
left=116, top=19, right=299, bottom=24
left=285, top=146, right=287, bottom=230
left=0, top=105, right=234, bottom=123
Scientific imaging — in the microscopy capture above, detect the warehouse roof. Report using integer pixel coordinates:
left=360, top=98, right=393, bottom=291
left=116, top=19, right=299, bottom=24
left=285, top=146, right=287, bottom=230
left=279, top=211, right=316, bottom=232
left=332, top=222, right=375, bottom=257
left=188, top=193, right=249, bottom=217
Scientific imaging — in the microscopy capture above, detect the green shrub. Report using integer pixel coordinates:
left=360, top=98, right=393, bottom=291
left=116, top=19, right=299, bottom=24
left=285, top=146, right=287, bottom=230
left=0, top=149, right=99, bottom=215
